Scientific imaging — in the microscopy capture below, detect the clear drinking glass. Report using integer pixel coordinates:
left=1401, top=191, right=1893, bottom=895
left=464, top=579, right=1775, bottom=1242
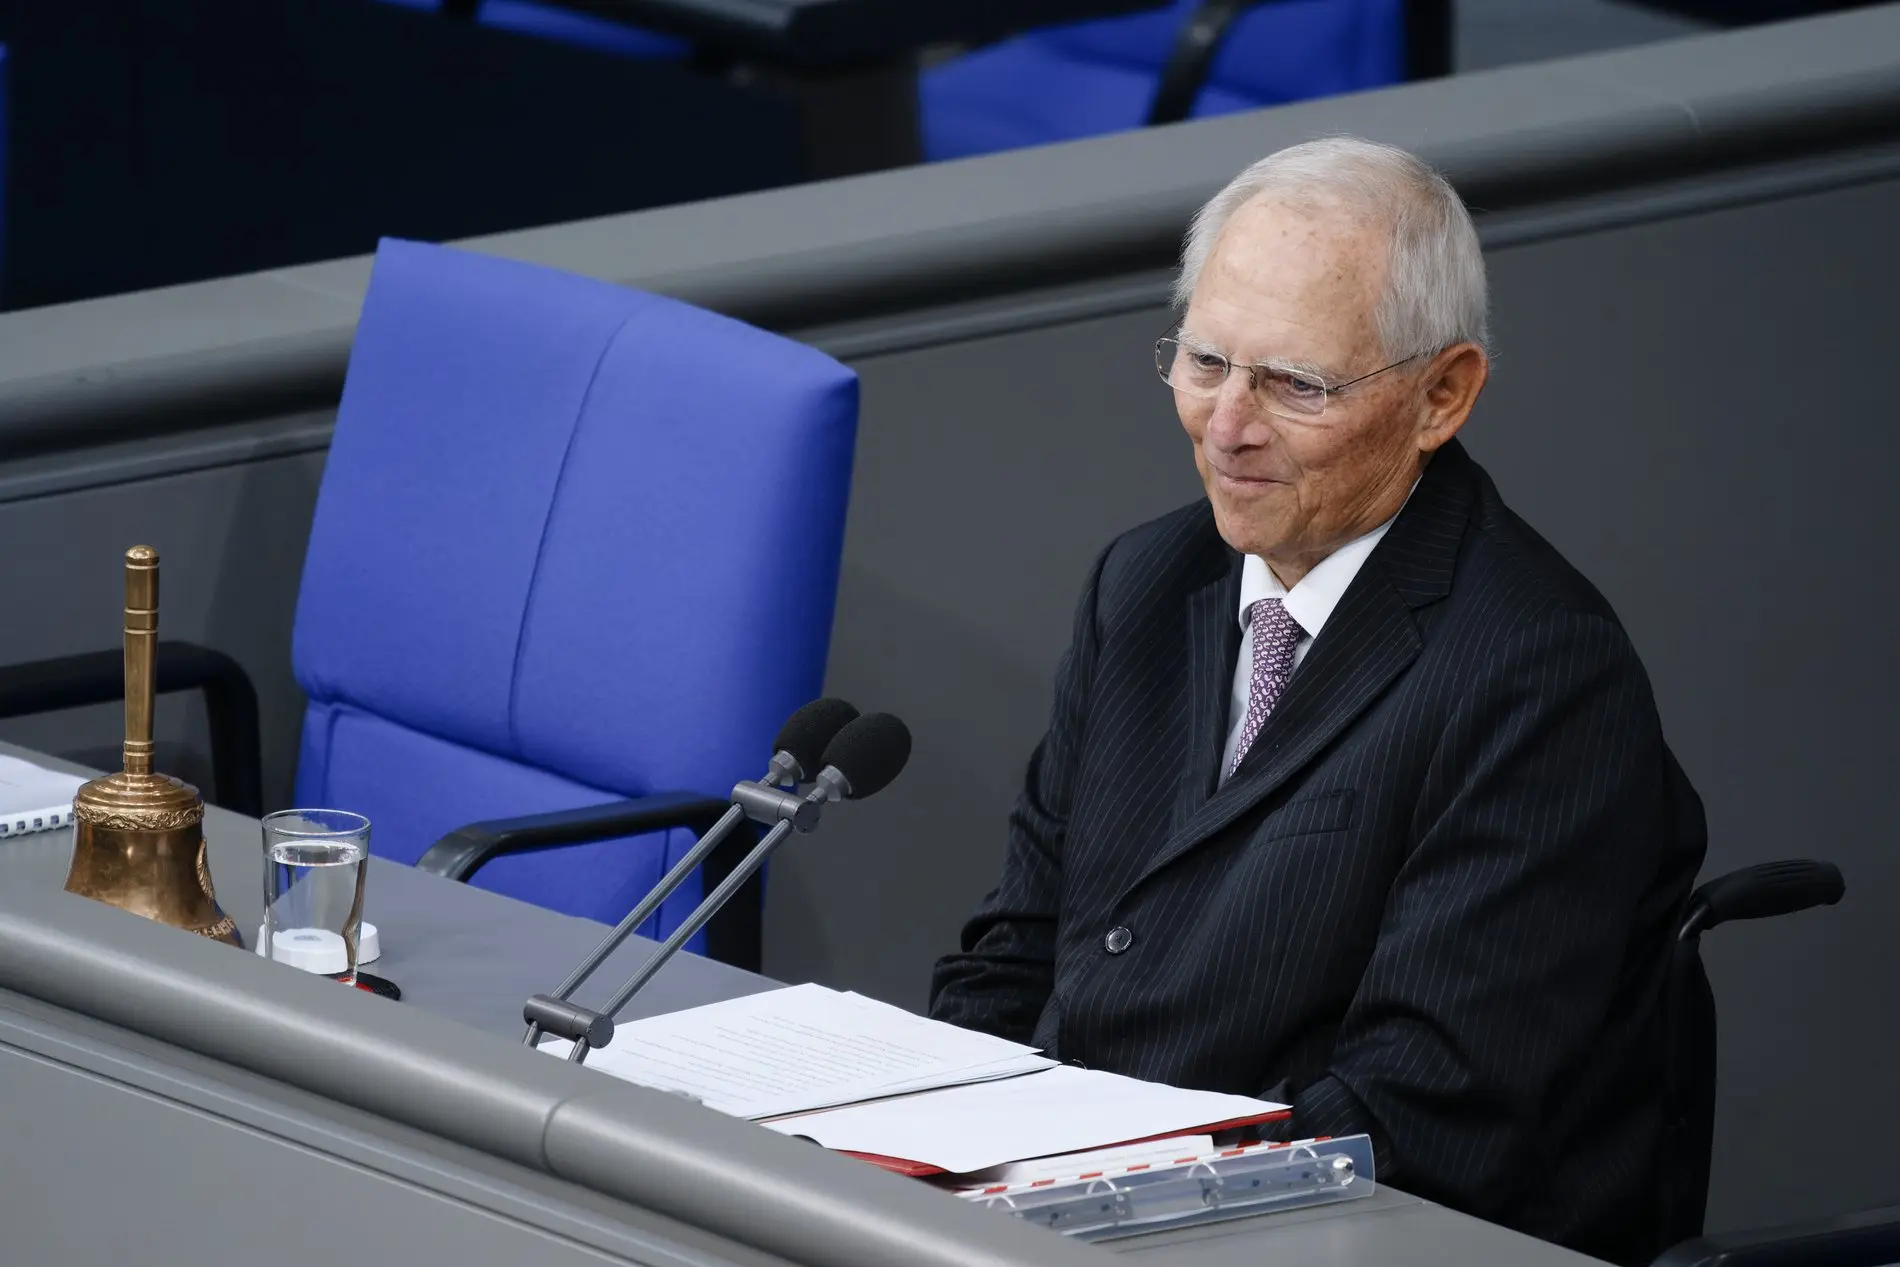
left=261, top=809, right=370, bottom=986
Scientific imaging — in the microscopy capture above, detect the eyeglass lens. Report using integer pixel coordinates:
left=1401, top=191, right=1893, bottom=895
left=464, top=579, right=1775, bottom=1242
left=1156, top=338, right=1330, bottom=418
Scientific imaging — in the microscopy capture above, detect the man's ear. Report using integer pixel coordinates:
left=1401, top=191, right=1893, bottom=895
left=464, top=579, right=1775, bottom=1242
left=1416, top=343, right=1488, bottom=454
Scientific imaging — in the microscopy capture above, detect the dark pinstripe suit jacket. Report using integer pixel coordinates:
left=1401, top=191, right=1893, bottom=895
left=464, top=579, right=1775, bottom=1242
left=930, top=440, right=1706, bottom=1262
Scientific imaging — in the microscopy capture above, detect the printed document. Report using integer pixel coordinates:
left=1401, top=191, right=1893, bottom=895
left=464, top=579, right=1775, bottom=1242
left=762, top=1064, right=1285, bottom=1174
left=538, top=983, right=1053, bottom=1119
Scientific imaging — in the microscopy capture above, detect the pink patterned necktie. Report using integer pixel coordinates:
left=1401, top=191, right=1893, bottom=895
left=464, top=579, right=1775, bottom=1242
left=1229, top=597, right=1305, bottom=778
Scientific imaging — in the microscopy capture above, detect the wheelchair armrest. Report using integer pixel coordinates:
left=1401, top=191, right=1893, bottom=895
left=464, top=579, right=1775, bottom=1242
left=1653, top=1204, right=1900, bottom=1267
left=0, top=640, right=263, bottom=817
left=1678, top=859, right=1845, bottom=941
left=415, top=792, right=733, bottom=882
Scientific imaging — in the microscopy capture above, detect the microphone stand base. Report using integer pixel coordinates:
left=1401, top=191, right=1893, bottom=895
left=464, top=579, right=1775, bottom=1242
left=523, top=993, right=615, bottom=1052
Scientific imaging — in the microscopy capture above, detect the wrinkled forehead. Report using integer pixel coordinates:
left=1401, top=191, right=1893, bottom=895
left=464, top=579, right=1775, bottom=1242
left=1184, top=194, right=1389, bottom=365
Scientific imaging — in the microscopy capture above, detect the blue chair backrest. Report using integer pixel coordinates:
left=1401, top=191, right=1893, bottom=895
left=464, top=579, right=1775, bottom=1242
left=922, top=0, right=1405, bottom=161
left=367, top=0, right=683, bottom=59
left=1045, top=0, right=1404, bottom=107
left=292, top=240, right=858, bottom=941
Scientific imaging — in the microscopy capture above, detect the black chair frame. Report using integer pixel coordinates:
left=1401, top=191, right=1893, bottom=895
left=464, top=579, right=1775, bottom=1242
left=1657, top=859, right=1845, bottom=1255
left=0, top=640, right=263, bottom=818
left=0, top=640, right=762, bottom=970
left=1655, top=1204, right=1900, bottom=1267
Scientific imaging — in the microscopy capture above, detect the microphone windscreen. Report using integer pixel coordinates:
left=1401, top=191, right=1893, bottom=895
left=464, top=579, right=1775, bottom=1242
left=774, top=698, right=860, bottom=776
left=820, top=713, right=913, bottom=800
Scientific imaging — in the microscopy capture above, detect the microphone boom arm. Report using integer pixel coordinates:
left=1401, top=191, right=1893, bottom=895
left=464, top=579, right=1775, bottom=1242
left=522, top=802, right=747, bottom=1046
left=526, top=709, right=911, bottom=1064
left=571, top=815, right=801, bottom=1063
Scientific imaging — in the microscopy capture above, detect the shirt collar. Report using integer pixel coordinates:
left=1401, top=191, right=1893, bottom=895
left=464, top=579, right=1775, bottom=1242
left=1236, top=490, right=1413, bottom=641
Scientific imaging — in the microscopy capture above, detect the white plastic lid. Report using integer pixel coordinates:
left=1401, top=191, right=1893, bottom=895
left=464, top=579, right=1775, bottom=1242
left=255, top=921, right=379, bottom=973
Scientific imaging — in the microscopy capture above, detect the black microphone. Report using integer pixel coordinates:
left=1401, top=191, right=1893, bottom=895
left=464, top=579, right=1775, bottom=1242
left=521, top=698, right=859, bottom=1048
left=761, top=697, right=859, bottom=786
left=556, top=712, right=914, bottom=1064
left=729, top=710, right=913, bottom=828
left=810, top=711, right=912, bottom=801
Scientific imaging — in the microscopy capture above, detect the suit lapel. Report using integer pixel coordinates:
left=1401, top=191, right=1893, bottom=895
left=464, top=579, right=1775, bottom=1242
left=1171, top=554, right=1242, bottom=833
left=1139, top=576, right=1419, bottom=884
left=1136, top=440, right=1480, bottom=888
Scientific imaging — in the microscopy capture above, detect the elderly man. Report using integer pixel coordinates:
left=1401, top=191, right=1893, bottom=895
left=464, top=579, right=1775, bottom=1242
left=929, top=137, right=1706, bottom=1263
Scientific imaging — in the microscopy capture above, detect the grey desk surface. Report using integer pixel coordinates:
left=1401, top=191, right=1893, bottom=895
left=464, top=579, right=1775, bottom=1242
left=0, top=742, right=1596, bottom=1267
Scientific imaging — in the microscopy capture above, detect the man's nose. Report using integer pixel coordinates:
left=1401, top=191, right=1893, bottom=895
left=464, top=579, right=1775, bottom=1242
left=1203, top=375, right=1266, bottom=450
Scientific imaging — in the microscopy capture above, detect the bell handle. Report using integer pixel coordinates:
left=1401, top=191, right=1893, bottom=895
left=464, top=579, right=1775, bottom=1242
left=123, top=546, right=159, bottom=776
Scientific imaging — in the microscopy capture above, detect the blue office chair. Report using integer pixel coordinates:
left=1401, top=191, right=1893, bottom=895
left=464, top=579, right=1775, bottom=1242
left=369, top=0, right=684, bottom=60
left=922, top=0, right=1418, bottom=162
left=291, top=239, right=858, bottom=967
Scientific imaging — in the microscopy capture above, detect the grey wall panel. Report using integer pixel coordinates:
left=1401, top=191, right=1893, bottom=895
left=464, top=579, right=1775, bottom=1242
left=1465, top=176, right=1900, bottom=1231
left=766, top=298, right=1200, bottom=1007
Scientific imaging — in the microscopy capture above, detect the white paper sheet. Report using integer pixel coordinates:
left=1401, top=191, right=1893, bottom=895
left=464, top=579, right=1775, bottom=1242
left=539, top=983, right=1054, bottom=1119
left=762, top=1064, right=1285, bottom=1174
left=0, top=754, right=86, bottom=837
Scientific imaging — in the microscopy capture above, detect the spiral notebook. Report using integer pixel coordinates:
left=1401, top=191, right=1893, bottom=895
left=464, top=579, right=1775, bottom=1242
left=0, top=754, right=87, bottom=837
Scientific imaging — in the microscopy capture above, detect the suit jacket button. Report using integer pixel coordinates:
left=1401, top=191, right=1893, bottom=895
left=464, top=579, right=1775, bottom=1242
left=1104, top=926, right=1133, bottom=955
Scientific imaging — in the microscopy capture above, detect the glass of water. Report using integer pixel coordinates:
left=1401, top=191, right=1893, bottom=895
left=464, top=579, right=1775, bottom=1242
left=261, top=809, right=370, bottom=986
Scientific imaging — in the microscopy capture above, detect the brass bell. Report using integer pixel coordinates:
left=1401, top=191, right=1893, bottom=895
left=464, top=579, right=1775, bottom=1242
left=63, top=546, right=239, bottom=945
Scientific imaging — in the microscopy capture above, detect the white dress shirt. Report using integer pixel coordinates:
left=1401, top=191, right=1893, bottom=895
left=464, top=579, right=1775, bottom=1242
left=1218, top=513, right=1402, bottom=783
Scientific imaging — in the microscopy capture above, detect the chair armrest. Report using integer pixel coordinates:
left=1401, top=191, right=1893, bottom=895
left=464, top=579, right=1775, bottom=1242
left=1678, top=859, right=1845, bottom=940
left=0, top=640, right=263, bottom=817
left=416, top=792, right=733, bottom=882
left=1621, top=1, right=1870, bottom=28
left=1653, top=1205, right=1900, bottom=1267
left=1402, top=0, right=1453, bottom=81
left=1147, top=1, right=1255, bottom=128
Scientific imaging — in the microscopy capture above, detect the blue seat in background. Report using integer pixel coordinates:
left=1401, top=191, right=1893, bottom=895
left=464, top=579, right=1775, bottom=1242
left=291, top=239, right=858, bottom=956
left=479, top=0, right=683, bottom=58
left=368, top=0, right=684, bottom=60
left=922, top=0, right=1407, bottom=162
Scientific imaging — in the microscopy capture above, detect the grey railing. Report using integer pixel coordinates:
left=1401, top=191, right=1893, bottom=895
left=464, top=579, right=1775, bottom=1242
left=3, top=4, right=1900, bottom=457
left=0, top=885, right=1103, bottom=1267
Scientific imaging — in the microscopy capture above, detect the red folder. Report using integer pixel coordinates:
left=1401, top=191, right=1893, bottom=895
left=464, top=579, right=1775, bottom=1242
left=838, top=1108, right=1293, bottom=1178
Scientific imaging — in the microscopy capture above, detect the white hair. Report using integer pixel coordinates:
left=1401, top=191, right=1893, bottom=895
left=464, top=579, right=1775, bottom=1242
left=1173, top=136, right=1489, bottom=360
